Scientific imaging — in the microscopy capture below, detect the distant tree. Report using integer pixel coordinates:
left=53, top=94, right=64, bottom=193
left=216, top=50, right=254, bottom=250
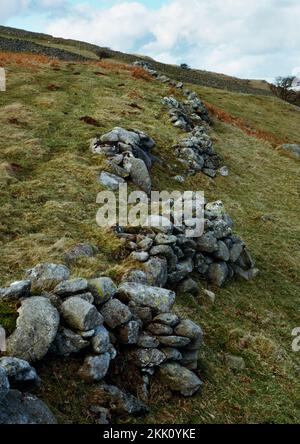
left=180, top=63, right=190, bottom=70
left=272, top=76, right=295, bottom=100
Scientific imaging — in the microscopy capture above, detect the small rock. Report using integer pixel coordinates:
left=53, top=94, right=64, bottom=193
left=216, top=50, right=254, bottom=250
left=98, top=171, right=125, bottom=191
left=180, top=350, right=198, bottom=370
left=61, top=297, right=103, bottom=332
left=153, top=313, right=180, bottom=327
left=100, top=299, right=132, bottom=329
left=208, top=262, right=228, bottom=287
left=117, top=282, right=175, bottom=314
left=203, top=289, right=216, bottom=303
left=91, top=326, right=111, bottom=354
left=225, top=354, right=246, bottom=371
left=177, top=278, right=200, bottom=296
left=78, top=354, right=110, bottom=382
left=0, top=367, right=9, bottom=401
left=196, top=232, right=218, bottom=253
left=64, top=243, right=95, bottom=263
left=147, top=323, right=173, bottom=336
left=92, top=384, right=148, bottom=415
left=54, top=278, right=88, bottom=297
left=0, top=357, right=39, bottom=387
left=137, top=333, right=159, bottom=348
left=157, top=336, right=191, bottom=348
left=158, top=362, right=203, bottom=396
left=0, top=280, right=31, bottom=301
left=161, top=347, right=182, bottom=362
left=89, top=277, right=117, bottom=305
left=132, top=348, right=166, bottom=368
left=117, top=321, right=140, bottom=345
left=130, top=251, right=149, bottom=262
left=219, top=166, right=229, bottom=176
left=53, top=327, right=89, bottom=356
left=174, top=320, right=203, bottom=341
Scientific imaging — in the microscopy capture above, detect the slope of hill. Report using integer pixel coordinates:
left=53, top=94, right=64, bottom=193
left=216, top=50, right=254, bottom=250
left=0, top=25, right=272, bottom=96
left=0, top=33, right=299, bottom=424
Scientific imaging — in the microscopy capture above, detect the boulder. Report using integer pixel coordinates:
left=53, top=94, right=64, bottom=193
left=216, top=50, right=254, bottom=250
left=0, top=280, right=31, bottom=301
left=7, top=297, right=59, bottom=362
left=157, top=336, right=191, bottom=348
left=208, top=262, right=228, bottom=287
left=117, top=282, right=175, bottom=314
left=91, top=326, right=111, bottom=354
left=132, top=348, right=166, bottom=368
left=89, top=277, right=117, bottom=305
left=98, top=171, right=125, bottom=191
left=61, top=297, right=103, bottom=332
left=153, top=313, right=180, bottom=327
left=117, top=321, right=140, bottom=345
left=137, top=333, right=159, bottom=349
left=64, top=243, right=95, bottom=263
left=78, top=354, right=110, bottom=382
left=54, top=278, right=88, bottom=297
left=52, top=327, right=89, bottom=356
left=0, top=357, right=38, bottom=387
left=158, top=362, right=203, bottom=396
left=0, top=390, right=57, bottom=424
left=26, top=263, right=70, bottom=292
left=100, top=299, right=132, bottom=329
left=123, top=154, right=151, bottom=194
left=174, top=319, right=203, bottom=341
left=281, top=143, right=300, bottom=159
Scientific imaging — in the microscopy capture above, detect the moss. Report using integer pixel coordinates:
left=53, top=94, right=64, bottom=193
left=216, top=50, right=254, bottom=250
left=0, top=301, right=18, bottom=335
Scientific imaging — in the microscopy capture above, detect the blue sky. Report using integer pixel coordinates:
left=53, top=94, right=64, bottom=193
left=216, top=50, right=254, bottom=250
left=1, top=0, right=300, bottom=81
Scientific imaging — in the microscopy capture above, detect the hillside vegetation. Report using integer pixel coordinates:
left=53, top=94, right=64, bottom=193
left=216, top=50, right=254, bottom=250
left=0, top=36, right=299, bottom=424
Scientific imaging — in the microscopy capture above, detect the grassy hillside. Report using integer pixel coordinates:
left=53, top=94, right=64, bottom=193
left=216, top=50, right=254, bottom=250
left=0, top=25, right=272, bottom=96
left=0, top=50, right=299, bottom=424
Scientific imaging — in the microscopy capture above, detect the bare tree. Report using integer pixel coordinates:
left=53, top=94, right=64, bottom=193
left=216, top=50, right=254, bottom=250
left=273, top=76, right=295, bottom=100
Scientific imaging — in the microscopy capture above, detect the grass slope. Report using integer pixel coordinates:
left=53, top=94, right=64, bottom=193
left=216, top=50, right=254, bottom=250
left=0, top=52, right=299, bottom=424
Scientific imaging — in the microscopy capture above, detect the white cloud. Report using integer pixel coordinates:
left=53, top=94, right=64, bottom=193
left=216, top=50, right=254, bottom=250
left=2, top=0, right=300, bottom=79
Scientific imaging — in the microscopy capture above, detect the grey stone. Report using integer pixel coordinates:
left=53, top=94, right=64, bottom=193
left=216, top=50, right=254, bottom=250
left=78, top=354, right=110, bottom=382
left=100, top=127, right=140, bottom=147
left=180, top=350, right=199, bottom=370
left=0, top=367, right=9, bottom=401
left=61, top=297, right=103, bottom=332
left=98, top=171, right=125, bottom=191
left=0, top=357, right=38, bottom=386
left=89, top=277, right=117, bottom=305
left=214, top=241, right=230, bottom=261
left=196, top=232, right=218, bottom=253
left=213, top=220, right=232, bottom=239
left=0, top=390, right=57, bottom=424
left=91, top=326, right=111, bottom=354
left=155, top=234, right=177, bottom=245
left=157, top=336, right=191, bottom=348
left=177, top=278, right=200, bottom=296
left=137, top=237, right=153, bottom=251
left=230, top=242, right=244, bottom=263
left=150, top=245, right=178, bottom=271
left=147, top=323, right=173, bottom=336
left=137, top=333, right=159, bottom=348
left=219, top=166, right=229, bottom=176
left=158, top=363, right=203, bottom=396
left=117, top=321, right=140, bottom=345
left=7, top=297, right=59, bottom=362
left=225, top=354, right=246, bottom=371
left=53, top=327, right=89, bottom=356
left=153, top=313, right=180, bottom=327
left=0, top=280, right=31, bottom=301
left=92, top=383, right=148, bottom=415
left=100, top=299, right=132, bottom=329
left=117, top=282, right=175, bottom=314
left=64, top=243, right=95, bottom=263
left=123, top=154, right=151, bottom=194
left=26, top=263, right=70, bottom=292
left=75, top=292, right=94, bottom=304
left=121, top=269, right=148, bottom=285
left=144, top=257, right=168, bottom=287
left=132, top=348, right=166, bottom=368
left=54, top=278, right=88, bottom=297
left=128, top=303, right=152, bottom=325
left=203, top=289, right=216, bottom=303
left=208, top=262, right=228, bottom=287
left=281, top=143, right=300, bottom=159
left=161, top=348, right=182, bottom=362
left=130, top=251, right=149, bottom=262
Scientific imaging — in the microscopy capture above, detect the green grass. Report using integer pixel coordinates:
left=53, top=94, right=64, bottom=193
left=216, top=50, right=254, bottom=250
left=0, top=53, right=300, bottom=424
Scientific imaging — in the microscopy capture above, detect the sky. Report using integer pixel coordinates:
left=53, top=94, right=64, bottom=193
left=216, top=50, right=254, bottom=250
left=1, top=0, right=300, bottom=81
